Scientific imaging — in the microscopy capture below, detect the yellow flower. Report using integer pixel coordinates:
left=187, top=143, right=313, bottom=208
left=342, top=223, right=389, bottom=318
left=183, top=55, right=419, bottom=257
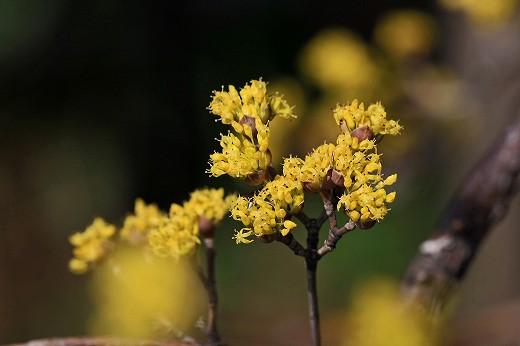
left=208, top=79, right=295, bottom=182
left=282, top=156, right=304, bottom=181
left=209, top=132, right=271, bottom=179
left=334, top=134, right=381, bottom=187
left=333, top=99, right=402, bottom=136
left=187, top=188, right=236, bottom=225
left=120, top=199, right=166, bottom=245
left=210, top=79, right=295, bottom=125
left=300, top=143, right=336, bottom=192
left=231, top=176, right=304, bottom=242
left=68, top=217, right=116, bottom=274
left=337, top=174, right=397, bottom=222
left=233, top=228, right=254, bottom=244
left=148, top=203, right=200, bottom=260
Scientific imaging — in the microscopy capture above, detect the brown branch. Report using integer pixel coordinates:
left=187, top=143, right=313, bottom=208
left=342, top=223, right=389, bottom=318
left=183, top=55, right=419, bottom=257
left=201, top=237, right=222, bottom=346
left=4, top=337, right=197, bottom=346
left=317, top=191, right=356, bottom=257
left=317, top=220, right=356, bottom=258
left=402, top=112, right=520, bottom=314
left=275, top=232, right=306, bottom=257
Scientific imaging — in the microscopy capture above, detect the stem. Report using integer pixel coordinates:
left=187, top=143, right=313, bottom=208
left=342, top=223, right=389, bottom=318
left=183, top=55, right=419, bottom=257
left=202, top=237, right=222, bottom=346
left=306, top=218, right=321, bottom=346
left=306, top=261, right=320, bottom=346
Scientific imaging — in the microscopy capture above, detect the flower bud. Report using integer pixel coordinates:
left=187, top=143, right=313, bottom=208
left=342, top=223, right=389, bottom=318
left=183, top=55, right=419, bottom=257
left=350, top=125, right=374, bottom=141
left=356, top=220, right=376, bottom=230
left=239, top=115, right=258, bottom=141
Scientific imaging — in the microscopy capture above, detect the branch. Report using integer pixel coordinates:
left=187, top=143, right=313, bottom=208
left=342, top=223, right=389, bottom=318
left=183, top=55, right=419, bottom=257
left=275, top=232, right=306, bottom=257
left=316, top=191, right=356, bottom=257
left=5, top=337, right=197, bottom=346
left=402, top=112, right=520, bottom=313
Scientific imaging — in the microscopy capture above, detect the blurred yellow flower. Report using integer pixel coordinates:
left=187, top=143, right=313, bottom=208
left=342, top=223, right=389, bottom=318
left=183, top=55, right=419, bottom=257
left=343, top=278, right=438, bottom=346
left=89, top=246, right=205, bottom=339
left=68, top=217, right=116, bottom=274
left=374, top=9, right=437, bottom=60
left=298, top=28, right=381, bottom=98
left=439, top=0, right=519, bottom=23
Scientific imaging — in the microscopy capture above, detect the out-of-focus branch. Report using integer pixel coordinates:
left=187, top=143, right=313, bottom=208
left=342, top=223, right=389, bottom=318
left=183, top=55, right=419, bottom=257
left=5, top=337, right=197, bottom=346
left=402, top=112, right=520, bottom=314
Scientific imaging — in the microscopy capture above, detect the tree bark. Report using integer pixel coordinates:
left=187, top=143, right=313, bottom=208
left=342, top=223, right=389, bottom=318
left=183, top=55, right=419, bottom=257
left=402, top=112, right=520, bottom=313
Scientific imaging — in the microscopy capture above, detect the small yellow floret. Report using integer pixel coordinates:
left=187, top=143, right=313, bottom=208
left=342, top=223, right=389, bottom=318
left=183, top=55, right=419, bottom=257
left=233, top=228, right=254, bottom=244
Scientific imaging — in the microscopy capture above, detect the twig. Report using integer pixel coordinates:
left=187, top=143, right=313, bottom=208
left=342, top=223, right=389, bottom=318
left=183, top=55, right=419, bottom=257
left=189, top=243, right=222, bottom=346
left=201, top=237, right=222, bottom=346
left=402, top=112, right=520, bottom=314
left=317, top=220, right=356, bottom=258
left=317, top=191, right=356, bottom=257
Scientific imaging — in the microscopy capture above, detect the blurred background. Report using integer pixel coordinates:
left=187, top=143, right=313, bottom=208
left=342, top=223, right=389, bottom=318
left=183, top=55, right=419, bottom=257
left=2, top=0, right=520, bottom=345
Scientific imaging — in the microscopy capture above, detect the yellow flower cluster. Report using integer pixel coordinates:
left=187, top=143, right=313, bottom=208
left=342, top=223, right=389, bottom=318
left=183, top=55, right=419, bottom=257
left=148, top=203, right=201, bottom=260
left=148, top=188, right=236, bottom=258
left=299, top=143, right=336, bottom=192
left=205, top=81, right=402, bottom=241
left=188, top=188, right=237, bottom=225
left=333, top=99, right=402, bottom=136
left=337, top=174, right=397, bottom=223
left=209, top=131, right=271, bottom=178
left=120, top=199, right=166, bottom=245
left=208, top=79, right=295, bottom=181
left=231, top=175, right=303, bottom=243
left=282, top=101, right=399, bottom=224
left=68, top=217, right=116, bottom=274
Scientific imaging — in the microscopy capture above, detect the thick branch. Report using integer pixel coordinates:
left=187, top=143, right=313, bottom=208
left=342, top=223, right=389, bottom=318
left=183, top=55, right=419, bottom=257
left=5, top=337, right=196, bottom=346
left=402, top=113, right=520, bottom=313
